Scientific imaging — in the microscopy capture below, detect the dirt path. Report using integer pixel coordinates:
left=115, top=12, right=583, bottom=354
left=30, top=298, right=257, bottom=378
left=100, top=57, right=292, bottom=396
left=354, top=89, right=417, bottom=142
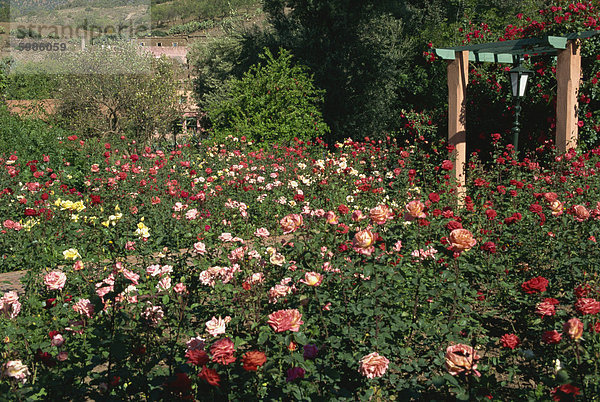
left=0, top=270, right=27, bottom=294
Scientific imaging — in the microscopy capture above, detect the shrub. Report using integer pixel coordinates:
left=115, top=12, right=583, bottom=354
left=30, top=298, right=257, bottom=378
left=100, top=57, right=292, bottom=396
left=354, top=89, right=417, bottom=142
left=206, top=48, right=329, bottom=145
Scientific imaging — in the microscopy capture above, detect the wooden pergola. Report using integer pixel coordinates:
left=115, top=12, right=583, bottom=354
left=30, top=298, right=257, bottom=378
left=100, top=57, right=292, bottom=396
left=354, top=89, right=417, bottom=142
left=435, top=32, right=599, bottom=196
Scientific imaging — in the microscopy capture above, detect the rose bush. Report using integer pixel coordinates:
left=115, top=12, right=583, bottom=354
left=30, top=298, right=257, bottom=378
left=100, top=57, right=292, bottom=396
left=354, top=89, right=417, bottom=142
left=0, top=130, right=599, bottom=400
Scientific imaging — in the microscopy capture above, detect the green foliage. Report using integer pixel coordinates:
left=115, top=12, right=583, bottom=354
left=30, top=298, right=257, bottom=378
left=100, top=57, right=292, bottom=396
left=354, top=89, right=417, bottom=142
left=150, top=0, right=259, bottom=27
left=262, top=0, right=416, bottom=141
left=54, top=42, right=181, bottom=143
left=206, top=48, right=329, bottom=145
left=5, top=73, right=57, bottom=100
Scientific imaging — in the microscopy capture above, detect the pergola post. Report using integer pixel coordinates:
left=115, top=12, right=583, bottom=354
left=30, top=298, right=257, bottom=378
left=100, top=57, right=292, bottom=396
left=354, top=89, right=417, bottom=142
left=556, top=39, right=581, bottom=153
left=447, top=51, right=469, bottom=202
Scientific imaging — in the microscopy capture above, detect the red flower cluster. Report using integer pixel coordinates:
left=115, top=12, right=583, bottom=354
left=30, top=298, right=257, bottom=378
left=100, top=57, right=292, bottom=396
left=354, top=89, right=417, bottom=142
left=522, top=277, right=549, bottom=294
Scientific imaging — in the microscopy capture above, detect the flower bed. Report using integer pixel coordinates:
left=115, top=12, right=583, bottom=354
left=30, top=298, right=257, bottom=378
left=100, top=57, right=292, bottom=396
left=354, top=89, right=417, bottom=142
left=0, top=135, right=599, bottom=400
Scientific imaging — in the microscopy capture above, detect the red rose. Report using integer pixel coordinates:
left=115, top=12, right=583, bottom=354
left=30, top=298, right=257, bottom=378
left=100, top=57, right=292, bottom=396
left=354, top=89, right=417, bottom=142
left=198, top=366, right=220, bottom=387
left=210, top=338, right=236, bottom=365
left=521, top=276, right=549, bottom=294
left=499, top=333, right=520, bottom=349
left=529, top=203, right=543, bottom=213
left=485, top=209, right=497, bottom=220
left=337, top=204, right=350, bottom=215
left=428, top=192, right=440, bottom=203
left=575, top=298, right=600, bottom=315
left=551, top=384, right=581, bottom=401
left=242, top=351, right=267, bottom=371
left=574, top=284, right=593, bottom=298
left=164, top=373, right=192, bottom=398
left=441, top=160, right=453, bottom=171
left=481, top=241, right=496, bottom=253
left=24, top=208, right=38, bottom=216
left=186, top=349, right=209, bottom=366
left=542, top=330, right=562, bottom=344
left=446, top=221, right=462, bottom=231
left=503, top=212, right=522, bottom=225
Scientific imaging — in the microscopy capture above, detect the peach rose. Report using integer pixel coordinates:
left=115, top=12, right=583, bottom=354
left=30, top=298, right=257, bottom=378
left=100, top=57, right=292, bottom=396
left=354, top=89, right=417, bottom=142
left=573, top=205, right=590, bottom=222
left=445, top=344, right=481, bottom=377
left=44, top=270, right=67, bottom=290
left=358, top=352, right=390, bottom=379
left=352, top=228, right=375, bottom=256
left=268, top=309, right=303, bottom=332
left=3, top=360, right=30, bottom=383
left=405, top=200, right=426, bottom=219
left=449, top=228, right=477, bottom=252
left=300, top=272, right=323, bottom=287
left=370, top=205, right=392, bottom=225
left=351, top=210, right=366, bottom=221
left=549, top=200, right=564, bottom=216
left=242, top=351, right=267, bottom=371
left=280, top=214, right=303, bottom=234
left=563, top=317, right=584, bottom=340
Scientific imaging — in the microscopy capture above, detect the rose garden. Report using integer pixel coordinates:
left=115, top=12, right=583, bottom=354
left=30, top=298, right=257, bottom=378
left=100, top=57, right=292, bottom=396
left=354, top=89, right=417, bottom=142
left=3, top=1, right=600, bottom=401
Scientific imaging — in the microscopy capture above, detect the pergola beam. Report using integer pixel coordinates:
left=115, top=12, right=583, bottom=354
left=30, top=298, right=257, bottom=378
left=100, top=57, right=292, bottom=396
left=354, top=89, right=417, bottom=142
left=556, top=40, right=581, bottom=153
left=447, top=51, right=469, bottom=202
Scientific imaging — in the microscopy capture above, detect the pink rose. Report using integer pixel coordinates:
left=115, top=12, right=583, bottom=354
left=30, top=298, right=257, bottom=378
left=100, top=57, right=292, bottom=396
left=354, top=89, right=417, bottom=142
left=268, top=309, right=303, bottom=332
left=3, top=360, right=30, bottom=383
left=174, top=283, right=187, bottom=293
left=44, top=270, right=67, bottom=290
left=325, top=211, right=339, bottom=224
left=210, top=338, right=236, bottom=365
left=206, top=316, right=231, bottom=337
left=351, top=210, right=365, bottom=221
left=73, top=299, right=94, bottom=318
left=280, top=214, right=303, bottom=234
left=549, top=200, right=564, bottom=216
left=358, top=352, right=390, bottom=379
left=51, top=334, right=65, bottom=347
left=573, top=205, right=590, bottom=222
left=536, top=300, right=557, bottom=317
left=254, top=228, right=270, bottom=238
left=193, top=241, right=206, bottom=254
left=575, top=298, right=600, bottom=315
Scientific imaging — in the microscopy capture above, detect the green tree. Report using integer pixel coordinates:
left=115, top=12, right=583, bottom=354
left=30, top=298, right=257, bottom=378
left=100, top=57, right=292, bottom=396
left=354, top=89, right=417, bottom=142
left=261, top=0, right=543, bottom=142
left=55, top=42, right=181, bottom=142
left=206, top=48, right=329, bottom=145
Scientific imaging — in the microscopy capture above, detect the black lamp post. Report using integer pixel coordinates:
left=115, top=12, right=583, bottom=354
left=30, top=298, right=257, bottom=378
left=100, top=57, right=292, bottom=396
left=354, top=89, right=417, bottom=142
left=508, top=64, right=533, bottom=153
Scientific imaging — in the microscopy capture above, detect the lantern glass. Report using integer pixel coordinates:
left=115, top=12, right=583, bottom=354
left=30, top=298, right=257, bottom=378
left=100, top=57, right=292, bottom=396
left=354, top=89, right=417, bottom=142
left=509, top=67, right=532, bottom=98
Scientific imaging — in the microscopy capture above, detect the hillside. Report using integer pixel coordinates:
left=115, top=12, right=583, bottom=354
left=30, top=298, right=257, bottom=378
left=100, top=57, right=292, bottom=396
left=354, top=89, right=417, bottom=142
left=6, top=0, right=262, bottom=37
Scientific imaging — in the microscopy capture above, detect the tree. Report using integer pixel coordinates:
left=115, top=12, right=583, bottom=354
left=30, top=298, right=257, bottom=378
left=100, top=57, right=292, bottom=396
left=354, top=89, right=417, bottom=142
left=261, top=1, right=416, bottom=141
left=206, top=48, right=329, bottom=145
left=55, top=42, right=181, bottom=142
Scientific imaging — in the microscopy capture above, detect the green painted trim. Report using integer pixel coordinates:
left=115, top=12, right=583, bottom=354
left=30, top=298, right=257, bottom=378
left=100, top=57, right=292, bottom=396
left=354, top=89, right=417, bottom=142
left=434, top=49, right=456, bottom=60
left=546, top=36, right=568, bottom=49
